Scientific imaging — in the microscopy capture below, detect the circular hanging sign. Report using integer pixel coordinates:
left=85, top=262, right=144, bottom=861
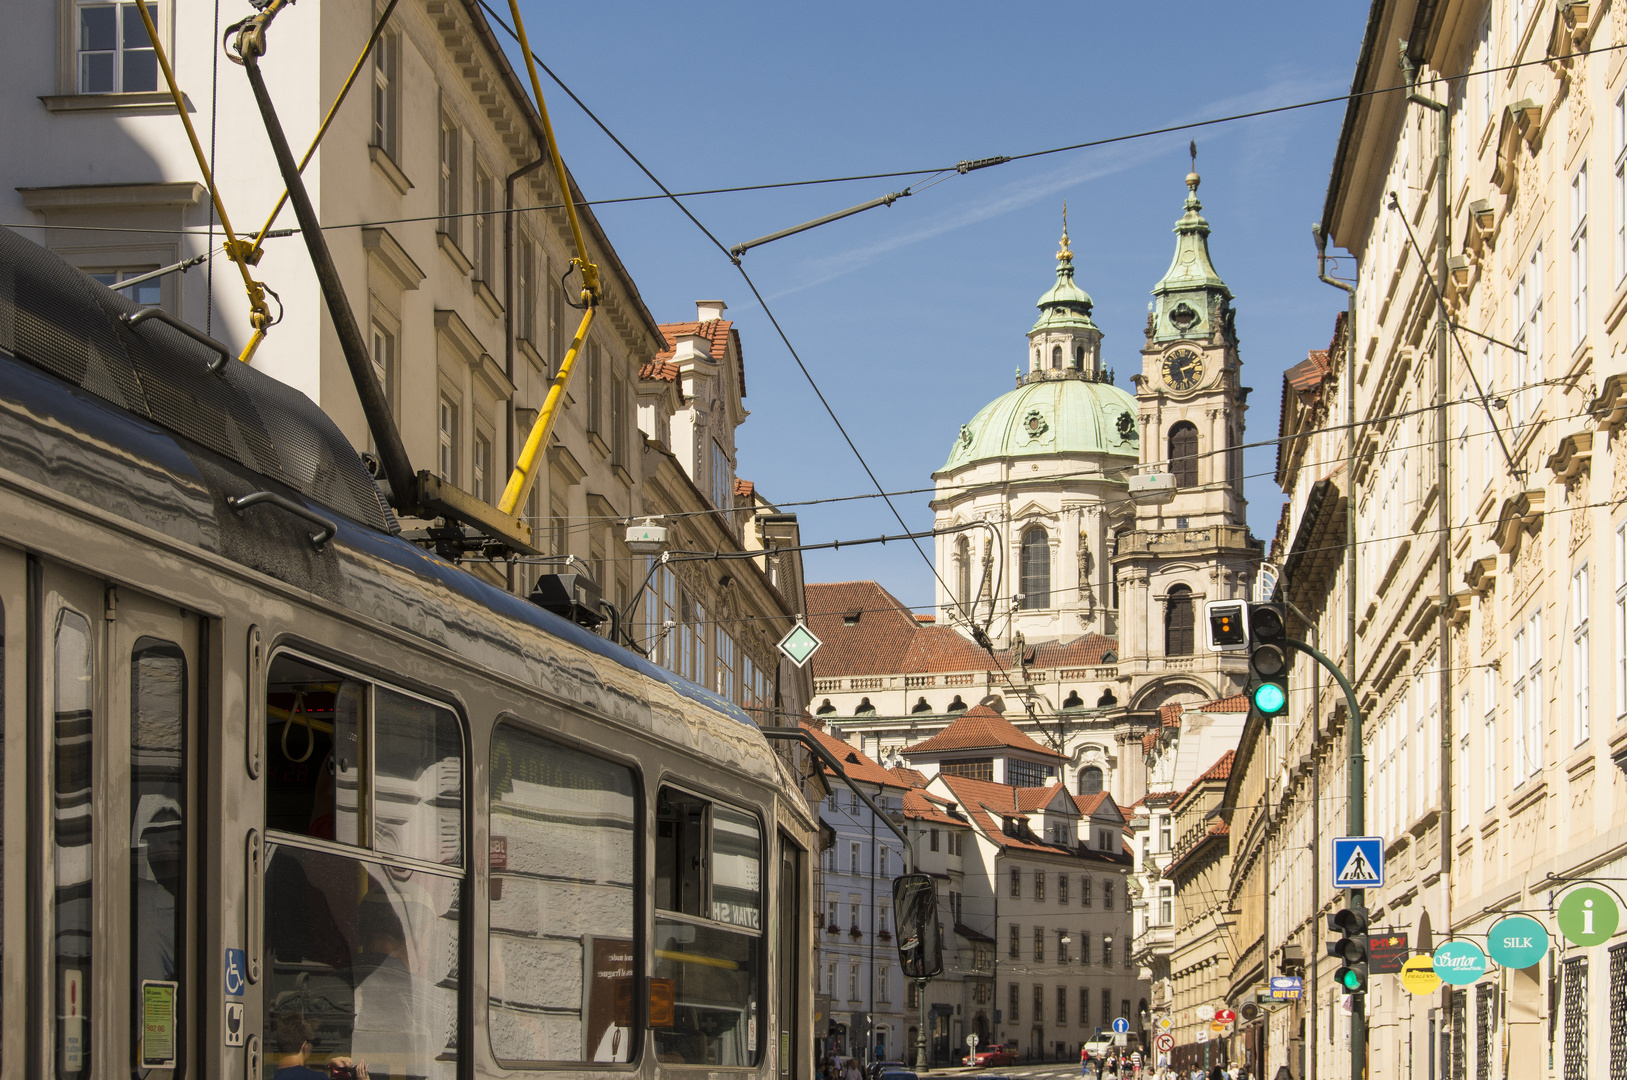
left=1195, top=1004, right=1215, bottom=1021
left=1401, top=955, right=1442, bottom=996
left=1214, top=1009, right=1237, bottom=1024
left=1208, top=1022, right=1228, bottom=1035
left=1486, top=915, right=1549, bottom=969
left=1432, top=941, right=1489, bottom=985
left=1557, top=887, right=1621, bottom=947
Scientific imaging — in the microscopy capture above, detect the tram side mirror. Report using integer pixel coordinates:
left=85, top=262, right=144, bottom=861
left=649, top=978, right=675, bottom=1028
left=892, top=873, right=943, bottom=979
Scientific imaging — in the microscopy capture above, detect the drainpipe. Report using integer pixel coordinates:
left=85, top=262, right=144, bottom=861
left=504, top=155, right=549, bottom=593
left=1401, top=41, right=1454, bottom=883
left=1312, top=208, right=1354, bottom=1080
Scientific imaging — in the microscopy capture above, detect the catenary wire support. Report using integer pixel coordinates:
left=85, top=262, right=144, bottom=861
left=132, top=0, right=274, bottom=363
left=727, top=189, right=912, bottom=260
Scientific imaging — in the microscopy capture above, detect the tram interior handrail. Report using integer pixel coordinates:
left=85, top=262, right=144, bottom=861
left=121, top=307, right=233, bottom=374
left=227, top=490, right=338, bottom=548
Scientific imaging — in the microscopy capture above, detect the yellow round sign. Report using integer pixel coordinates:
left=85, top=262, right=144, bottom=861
left=1401, top=954, right=1442, bottom=995
left=1209, top=1021, right=1228, bottom=1034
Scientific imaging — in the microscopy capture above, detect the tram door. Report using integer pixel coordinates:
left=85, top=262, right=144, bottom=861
left=32, top=562, right=199, bottom=1080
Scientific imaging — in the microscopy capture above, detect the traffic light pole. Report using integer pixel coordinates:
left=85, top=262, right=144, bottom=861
left=1279, top=636, right=1365, bottom=1080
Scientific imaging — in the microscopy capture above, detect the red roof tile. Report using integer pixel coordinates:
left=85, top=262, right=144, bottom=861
left=936, top=775, right=1129, bottom=862
left=639, top=359, right=680, bottom=382
left=902, top=789, right=964, bottom=826
left=799, top=720, right=902, bottom=790
left=1198, top=750, right=1236, bottom=783
left=1160, top=703, right=1182, bottom=728
left=734, top=478, right=755, bottom=499
left=889, top=766, right=930, bottom=788
left=1199, top=694, right=1249, bottom=712
left=653, top=319, right=746, bottom=397
left=806, top=583, right=1116, bottom=681
left=1141, top=730, right=1159, bottom=753
left=904, top=706, right=1066, bottom=760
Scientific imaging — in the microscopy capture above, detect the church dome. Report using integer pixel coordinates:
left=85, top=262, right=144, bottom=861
left=938, top=375, right=1139, bottom=473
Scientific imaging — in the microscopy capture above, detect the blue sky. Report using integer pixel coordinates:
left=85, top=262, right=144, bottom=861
left=511, top=3, right=1373, bottom=613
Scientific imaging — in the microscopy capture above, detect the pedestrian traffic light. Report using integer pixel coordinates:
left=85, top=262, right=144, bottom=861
left=1327, top=906, right=1370, bottom=994
left=1246, top=603, right=1288, bottom=720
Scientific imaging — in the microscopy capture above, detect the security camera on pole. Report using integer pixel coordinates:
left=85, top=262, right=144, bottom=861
left=1205, top=598, right=1371, bottom=1079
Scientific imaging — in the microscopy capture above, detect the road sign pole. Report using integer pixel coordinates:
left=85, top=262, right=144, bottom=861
left=1279, top=637, right=1365, bottom=1080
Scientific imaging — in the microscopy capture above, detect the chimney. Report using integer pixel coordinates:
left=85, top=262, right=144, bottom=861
left=674, top=332, right=712, bottom=364
left=695, top=300, right=727, bottom=322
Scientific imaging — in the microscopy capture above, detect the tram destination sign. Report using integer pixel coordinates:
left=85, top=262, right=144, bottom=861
left=1369, top=932, right=1409, bottom=974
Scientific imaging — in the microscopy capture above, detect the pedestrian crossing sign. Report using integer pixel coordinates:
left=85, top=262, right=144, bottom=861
left=1332, top=836, right=1384, bottom=889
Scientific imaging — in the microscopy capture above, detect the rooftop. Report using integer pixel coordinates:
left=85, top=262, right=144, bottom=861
left=904, top=705, right=1067, bottom=760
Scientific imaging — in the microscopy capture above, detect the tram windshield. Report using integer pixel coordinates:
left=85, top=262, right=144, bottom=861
left=653, top=788, right=763, bottom=1067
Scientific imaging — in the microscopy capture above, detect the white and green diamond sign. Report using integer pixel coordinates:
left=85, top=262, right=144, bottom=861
left=777, top=622, right=823, bottom=668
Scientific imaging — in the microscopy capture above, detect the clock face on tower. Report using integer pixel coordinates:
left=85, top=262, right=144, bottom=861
left=1161, top=347, right=1203, bottom=392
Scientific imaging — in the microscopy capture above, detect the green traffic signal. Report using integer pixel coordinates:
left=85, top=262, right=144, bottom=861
left=1248, top=642, right=1288, bottom=718
left=1337, top=965, right=1367, bottom=992
left=1253, top=681, right=1287, bottom=714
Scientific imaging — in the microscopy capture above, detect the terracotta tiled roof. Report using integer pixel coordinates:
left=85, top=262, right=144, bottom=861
left=1208, top=821, right=1231, bottom=836
left=1160, top=703, right=1182, bottom=728
left=1285, top=349, right=1332, bottom=405
left=653, top=319, right=746, bottom=396
left=1198, top=750, right=1236, bottom=783
left=902, top=789, right=964, bottom=826
left=936, top=775, right=1062, bottom=855
left=638, top=359, right=680, bottom=382
left=1140, top=791, right=1182, bottom=807
left=904, top=706, right=1067, bottom=760
left=799, top=720, right=902, bottom=790
left=806, top=582, right=1116, bottom=681
left=889, top=766, right=930, bottom=788
left=1199, top=693, right=1249, bottom=712
left=734, top=478, right=755, bottom=499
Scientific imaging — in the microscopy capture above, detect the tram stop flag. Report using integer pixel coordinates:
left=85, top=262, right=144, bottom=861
left=1332, top=836, right=1384, bottom=889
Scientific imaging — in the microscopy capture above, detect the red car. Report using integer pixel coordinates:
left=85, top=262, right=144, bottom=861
left=972, top=1045, right=1016, bottom=1067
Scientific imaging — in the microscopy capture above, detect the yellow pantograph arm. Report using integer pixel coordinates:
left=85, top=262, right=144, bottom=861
left=132, top=0, right=272, bottom=363
left=249, top=0, right=401, bottom=257
left=498, top=307, right=594, bottom=517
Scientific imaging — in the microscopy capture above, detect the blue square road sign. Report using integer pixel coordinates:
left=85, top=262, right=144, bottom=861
left=1332, top=836, right=1384, bottom=889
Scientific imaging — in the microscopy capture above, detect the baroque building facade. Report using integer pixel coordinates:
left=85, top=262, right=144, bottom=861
left=1234, top=4, right=1627, bottom=1080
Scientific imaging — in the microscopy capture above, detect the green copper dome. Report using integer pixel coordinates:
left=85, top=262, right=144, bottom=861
left=939, top=375, right=1140, bottom=473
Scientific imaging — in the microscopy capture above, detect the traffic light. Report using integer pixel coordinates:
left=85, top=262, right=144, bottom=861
left=1327, top=906, right=1370, bottom=994
left=1247, top=604, right=1288, bottom=720
left=1204, top=600, right=1250, bottom=651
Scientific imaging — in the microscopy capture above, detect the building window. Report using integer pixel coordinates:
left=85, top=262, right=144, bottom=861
left=1035, top=871, right=1045, bottom=901
left=517, top=236, right=537, bottom=344
left=369, top=320, right=394, bottom=414
left=1059, top=874, right=1069, bottom=904
left=1159, top=817, right=1171, bottom=851
left=1159, top=885, right=1174, bottom=925
left=88, top=267, right=161, bottom=307
left=1020, top=528, right=1050, bottom=609
left=1081, top=876, right=1092, bottom=907
left=1079, top=931, right=1090, bottom=965
left=586, top=339, right=603, bottom=435
left=1008, top=759, right=1054, bottom=789
left=1101, top=990, right=1111, bottom=1029
left=1057, top=985, right=1068, bottom=1026
left=1165, top=584, right=1195, bottom=656
left=826, top=961, right=836, bottom=995
left=850, top=842, right=860, bottom=874
left=473, top=163, right=495, bottom=282
left=611, top=375, right=628, bottom=470
left=1483, top=668, right=1498, bottom=812
left=1103, top=879, right=1114, bottom=910
left=877, top=964, right=891, bottom=1003
left=1079, top=987, right=1090, bottom=1027
left=850, top=963, right=859, bottom=1001
left=1058, top=931, right=1070, bottom=964
left=1009, top=924, right=1019, bottom=959
left=472, top=430, right=491, bottom=503
left=1010, top=868, right=1021, bottom=898
left=438, top=394, right=459, bottom=482
left=1102, top=936, right=1113, bottom=966
left=1033, top=984, right=1044, bottom=1024
left=1563, top=957, right=1588, bottom=1080
left=711, top=441, right=731, bottom=510
left=76, top=0, right=160, bottom=94
left=438, top=109, right=461, bottom=246
left=1574, top=565, right=1591, bottom=745
left=370, top=28, right=397, bottom=159
left=1616, top=95, right=1627, bottom=282
left=1078, top=765, right=1103, bottom=796
left=955, top=535, right=972, bottom=613
left=1034, top=926, right=1044, bottom=961
left=1616, top=523, right=1627, bottom=720
left=930, top=828, right=940, bottom=852
left=1511, top=245, right=1543, bottom=428
left=1009, top=983, right=1019, bottom=1024
left=1168, top=422, right=1199, bottom=487
left=1572, top=163, right=1589, bottom=349
left=1512, top=611, right=1544, bottom=777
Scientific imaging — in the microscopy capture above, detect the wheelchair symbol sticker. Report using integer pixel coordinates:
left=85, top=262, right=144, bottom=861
left=224, top=948, right=247, bottom=997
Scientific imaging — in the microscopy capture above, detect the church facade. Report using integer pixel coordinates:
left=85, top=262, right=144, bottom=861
left=807, top=162, right=1261, bottom=809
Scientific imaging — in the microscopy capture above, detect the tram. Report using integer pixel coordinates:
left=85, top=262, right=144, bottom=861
left=0, top=226, right=817, bottom=1080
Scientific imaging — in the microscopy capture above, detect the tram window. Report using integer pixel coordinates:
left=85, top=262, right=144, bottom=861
left=266, top=655, right=363, bottom=846
left=653, top=786, right=763, bottom=1067
left=373, top=687, right=462, bottom=866
left=488, top=724, right=637, bottom=1065
left=55, top=610, right=94, bottom=1079
left=263, top=843, right=459, bottom=1080
left=130, top=638, right=187, bottom=1070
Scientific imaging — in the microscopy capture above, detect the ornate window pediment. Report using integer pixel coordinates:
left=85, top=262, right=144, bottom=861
left=1491, top=489, right=1545, bottom=555
left=1493, top=100, right=1543, bottom=192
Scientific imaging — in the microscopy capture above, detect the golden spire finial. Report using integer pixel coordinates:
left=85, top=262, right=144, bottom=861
left=1057, top=200, right=1073, bottom=262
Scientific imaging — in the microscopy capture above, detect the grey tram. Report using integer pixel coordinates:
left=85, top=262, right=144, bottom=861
left=0, top=227, right=816, bottom=1080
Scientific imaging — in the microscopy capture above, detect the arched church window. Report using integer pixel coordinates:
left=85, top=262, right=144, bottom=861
left=1078, top=766, right=1104, bottom=796
left=946, top=695, right=968, bottom=713
left=955, top=536, right=971, bottom=611
left=1062, top=690, right=1084, bottom=709
left=856, top=697, right=876, bottom=715
left=1019, top=528, right=1050, bottom=610
left=1074, top=344, right=1085, bottom=369
left=1096, top=689, right=1117, bottom=707
left=1050, top=345, right=1062, bottom=369
left=911, top=697, right=933, bottom=714
left=816, top=698, right=836, bottom=715
left=1165, top=584, right=1195, bottom=656
left=1169, top=423, right=1199, bottom=488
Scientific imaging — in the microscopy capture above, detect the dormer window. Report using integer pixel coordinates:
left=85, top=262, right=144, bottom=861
left=842, top=610, right=861, bottom=627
